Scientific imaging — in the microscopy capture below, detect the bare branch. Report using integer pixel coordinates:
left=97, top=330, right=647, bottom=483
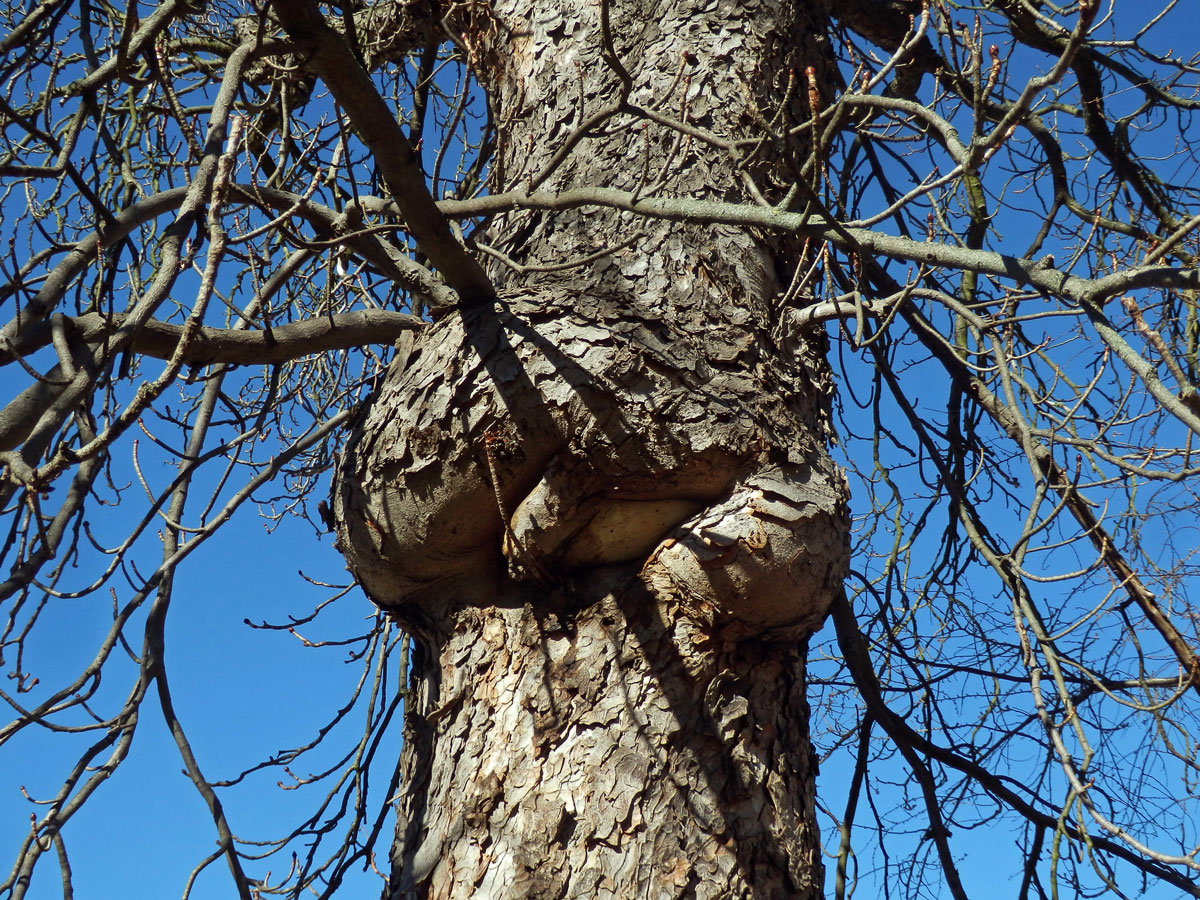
left=268, top=0, right=493, bottom=305
left=8, top=309, right=423, bottom=368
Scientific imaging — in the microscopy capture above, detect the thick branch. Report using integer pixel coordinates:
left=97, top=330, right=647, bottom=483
left=268, top=0, right=494, bottom=304
left=426, top=187, right=1197, bottom=303
left=0, top=310, right=419, bottom=453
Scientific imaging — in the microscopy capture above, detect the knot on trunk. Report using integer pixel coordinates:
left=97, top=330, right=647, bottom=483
left=333, top=289, right=847, bottom=637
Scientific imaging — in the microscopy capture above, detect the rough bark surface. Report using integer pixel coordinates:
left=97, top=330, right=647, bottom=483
left=387, top=593, right=824, bottom=900
left=333, top=0, right=849, bottom=896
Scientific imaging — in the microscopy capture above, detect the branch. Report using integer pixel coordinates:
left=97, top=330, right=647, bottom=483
left=0, top=309, right=419, bottom=455
left=831, top=594, right=1200, bottom=896
left=8, top=309, right=423, bottom=368
left=423, top=188, right=1197, bottom=303
left=882, top=291, right=1200, bottom=698
left=268, top=0, right=494, bottom=304
left=830, top=599, right=971, bottom=900
left=0, top=183, right=450, bottom=349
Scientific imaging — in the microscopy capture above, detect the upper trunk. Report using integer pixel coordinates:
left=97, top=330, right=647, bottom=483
left=333, top=0, right=849, bottom=896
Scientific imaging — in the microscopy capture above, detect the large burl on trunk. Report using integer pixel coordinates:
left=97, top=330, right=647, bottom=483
left=333, top=0, right=849, bottom=897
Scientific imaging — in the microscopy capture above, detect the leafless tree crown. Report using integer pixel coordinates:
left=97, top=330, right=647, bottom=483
left=2, top=0, right=1200, bottom=898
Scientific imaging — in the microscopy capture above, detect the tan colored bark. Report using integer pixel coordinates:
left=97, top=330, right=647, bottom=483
left=390, top=591, right=824, bottom=900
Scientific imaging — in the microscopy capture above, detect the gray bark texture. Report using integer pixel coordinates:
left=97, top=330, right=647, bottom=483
left=332, top=0, right=850, bottom=896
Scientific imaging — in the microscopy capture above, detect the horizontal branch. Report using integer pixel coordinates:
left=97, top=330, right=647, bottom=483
left=0, top=183, right=450, bottom=352
left=0, top=189, right=186, bottom=350
left=426, top=187, right=1199, bottom=304
left=28, top=310, right=425, bottom=367
left=0, top=309, right=420, bottom=452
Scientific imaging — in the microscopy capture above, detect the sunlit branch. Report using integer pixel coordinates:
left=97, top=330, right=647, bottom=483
left=421, top=188, right=1198, bottom=303
left=8, top=309, right=423, bottom=368
left=268, top=0, right=494, bottom=305
left=0, top=182, right=446, bottom=357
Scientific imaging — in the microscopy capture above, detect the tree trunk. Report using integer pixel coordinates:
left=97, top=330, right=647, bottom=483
left=333, top=1, right=849, bottom=896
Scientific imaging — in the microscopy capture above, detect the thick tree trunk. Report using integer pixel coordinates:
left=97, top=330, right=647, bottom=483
left=388, top=588, right=826, bottom=899
left=333, top=1, right=848, bottom=897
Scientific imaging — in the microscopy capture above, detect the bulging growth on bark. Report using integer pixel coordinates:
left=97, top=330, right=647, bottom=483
left=335, top=289, right=847, bottom=639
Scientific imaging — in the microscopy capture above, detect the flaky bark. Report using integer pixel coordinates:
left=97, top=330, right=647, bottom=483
left=388, top=591, right=825, bottom=899
left=333, top=0, right=849, bottom=896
